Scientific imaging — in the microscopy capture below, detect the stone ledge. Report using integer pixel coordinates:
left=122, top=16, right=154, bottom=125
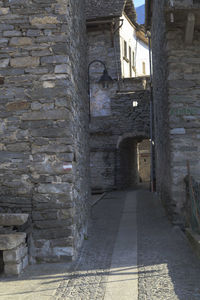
left=0, top=213, right=29, bottom=226
left=185, top=228, right=200, bottom=259
left=0, top=233, right=26, bottom=250
left=3, top=244, right=28, bottom=263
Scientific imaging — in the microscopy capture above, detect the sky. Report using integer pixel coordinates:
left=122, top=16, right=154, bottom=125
left=134, top=0, right=145, bottom=8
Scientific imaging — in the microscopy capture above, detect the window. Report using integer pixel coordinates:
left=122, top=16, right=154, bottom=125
left=124, top=40, right=127, bottom=59
left=129, top=46, right=132, bottom=77
left=142, top=62, right=146, bottom=75
left=132, top=52, right=135, bottom=68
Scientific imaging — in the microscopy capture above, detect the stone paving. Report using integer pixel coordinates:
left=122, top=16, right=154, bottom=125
left=137, top=190, right=200, bottom=300
left=54, top=191, right=125, bottom=300
left=1, top=190, right=200, bottom=299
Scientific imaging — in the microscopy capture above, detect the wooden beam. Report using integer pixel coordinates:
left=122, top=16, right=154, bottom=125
left=185, top=12, right=195, bottom=45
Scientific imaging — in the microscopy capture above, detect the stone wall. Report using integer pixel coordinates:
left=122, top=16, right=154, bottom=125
left=90, top=79, right=150, bottom=192
left=0, top=0, right=89, bottom=263
left=151, top=1, right=200, bottom=222
left=166, top=21, right=200, bottom=220
left=87, top=27, right=121, bottom=81
left=151, top=0, right=172, bottom=217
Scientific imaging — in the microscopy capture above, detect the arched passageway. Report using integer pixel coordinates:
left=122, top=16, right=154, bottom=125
left=116, top=137, right=150, bottom=189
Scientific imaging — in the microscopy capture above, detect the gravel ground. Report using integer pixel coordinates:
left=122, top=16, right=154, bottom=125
left=54, top=191, right=125, bottom=300
left=137, top=190, right=200, bottom=300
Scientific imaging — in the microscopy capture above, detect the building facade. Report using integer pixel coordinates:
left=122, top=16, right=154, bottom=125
left=120, top=12, right=150, bottom=78
left=0, top=0, right=90, bottom=263
left=86, top=0, right=151, bottom=192
left=146, top=0, right=200, bottom=223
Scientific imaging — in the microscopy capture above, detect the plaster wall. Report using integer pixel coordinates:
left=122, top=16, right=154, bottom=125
left=119, top=13, right=150, bottom=78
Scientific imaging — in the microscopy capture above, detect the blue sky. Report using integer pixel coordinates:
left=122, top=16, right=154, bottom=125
left=134, top=0, right=145, bottom=8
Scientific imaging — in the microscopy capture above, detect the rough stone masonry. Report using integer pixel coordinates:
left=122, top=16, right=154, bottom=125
left=148, top=0, right=200, bottom=223
left=0, top=0, right=90, bottom=263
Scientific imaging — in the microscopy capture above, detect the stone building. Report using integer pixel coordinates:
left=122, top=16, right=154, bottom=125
left=86, top=0, right=151, bottom=192
left=0, top=0, right=151, bottom=270
left=146, top=0, right=200, bottom=222
left=0, top=0, right=90, bottom=264
left=87, top=0, right=150, bottom=81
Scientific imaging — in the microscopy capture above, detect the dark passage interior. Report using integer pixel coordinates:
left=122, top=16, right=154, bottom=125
left=116, top=138, right=150, bottom=189
left=0, top=251, right=4, bottom=274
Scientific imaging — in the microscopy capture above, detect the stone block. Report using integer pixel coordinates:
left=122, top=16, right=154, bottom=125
left=32, top=50, right=52, bottom=57
left=4, top=261, right=23, bottom=276
left=41, top=55, right=69, bottom=65
left=55, top=98, right=68, bottom=107
left=31, top=128, right=69, bottom=138
left=58, top=153, right=74, bottom=161
left=0, top=8, right=10, bottom=14
left=0, top=24, right=13, bottom=30
left=51, top=237, right=73, bottom=247
left=52, top=43, right=68, bottom=54
left=0, top=58, right=9, bottom=68
left=10, top=57, right=40, bottom=68
left=0, top=38, right=8, bottom=46
left=0, top=213, right=28, bottom=226
left=27, top=29, right=41, bottom=37
left=34, top=219, right=72, bottom=230
left=22, top=255, right=28, bottom=269
left=55, top=64, right=71, bottom=74
left=43, top=81, right=55, bottom=88
left=37, top=183, right=71, bottom=194
left=6, top=101, right=30, bottom=111
left=52, top=246, right=73, bottom=257
left=3, top=244, right=28, bottom=263
left=168, top=80, right=195, bottom=89
left=30, top=16, right=59, bottom=26
left=32, top=144, right=73, bottom=154
left=0, top=233, right=26, bottom=250
left=57, top=208, right=74, bottom=219
left=10, top=37, right=32, bottom=46
left=170, top=128, right=186, bottom=135
left=25, top=67, right=48, bottom=74
left=21, top=109, right=71, bottom=121
left=33, top=228, right=72, bottom=240
left=6, top=143, right=30, bottom=152
left=3, top=31, right=22, bottom=37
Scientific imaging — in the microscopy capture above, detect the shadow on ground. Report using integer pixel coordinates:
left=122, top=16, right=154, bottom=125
left=0, top=189, right=200, bottom=299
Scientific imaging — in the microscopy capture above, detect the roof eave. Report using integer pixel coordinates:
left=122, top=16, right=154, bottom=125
left=145, top=0, right=152, bottom=30
left=86, top=15, right=120, bottom=24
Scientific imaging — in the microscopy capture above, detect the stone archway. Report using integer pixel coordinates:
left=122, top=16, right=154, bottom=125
left=116, top=132, right=150, bottom=189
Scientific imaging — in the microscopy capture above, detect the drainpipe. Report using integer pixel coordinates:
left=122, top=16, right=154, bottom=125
left=147, top=30, right=155, bottom=192
left=112, top=18, right=123, bottom=91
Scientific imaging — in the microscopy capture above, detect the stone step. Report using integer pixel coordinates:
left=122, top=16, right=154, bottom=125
left=0, top=232, right=26, bottom=250
left=0, top=213, right=29, bottom=226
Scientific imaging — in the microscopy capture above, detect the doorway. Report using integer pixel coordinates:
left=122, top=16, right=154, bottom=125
left=116, top=137, right=150, bottom=189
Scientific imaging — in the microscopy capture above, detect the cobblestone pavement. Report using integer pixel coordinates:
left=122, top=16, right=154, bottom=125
left=54, top=191, right=125, bottom=300
left=137, top=190, right=200, bottom=300
left=1, top=190, right=200, bottom=300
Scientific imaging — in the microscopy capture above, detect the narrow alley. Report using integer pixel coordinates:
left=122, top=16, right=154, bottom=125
left=1, top=189, right=200, bottom=300
left=1, top=0, right=200, bottom=299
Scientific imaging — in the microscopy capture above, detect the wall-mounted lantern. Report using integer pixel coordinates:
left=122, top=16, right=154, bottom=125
left=88, top=60, right=113, bottom=120
left=98, top=69, right=113, bottom=88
